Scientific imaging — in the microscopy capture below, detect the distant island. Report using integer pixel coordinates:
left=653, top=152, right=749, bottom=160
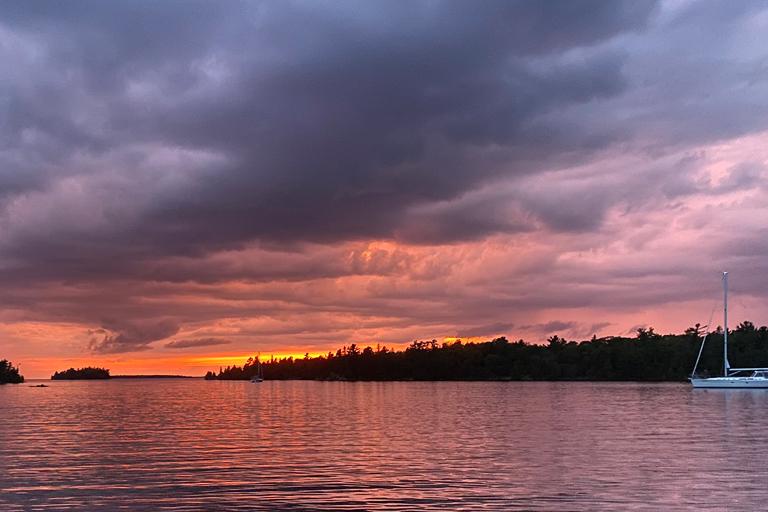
left=48, top=369, right=197, bottom=380
left=51, top=367, right=111, bottom=380
left=205, top=322, right=768, bottom=382
left=0, top=360, right=24, bottom=384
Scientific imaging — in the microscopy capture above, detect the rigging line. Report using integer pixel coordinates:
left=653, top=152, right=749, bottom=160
left=692, top=295, right=721, bottom=377
left=704, top=293, right=719, bottom=334
left=737, top=297, right=752, bottom=325
left=692, top=332, right=708, bottom=377
left=706, top=300, right=717, bottom=334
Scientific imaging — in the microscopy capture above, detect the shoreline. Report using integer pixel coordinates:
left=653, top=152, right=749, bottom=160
left=19, top=377, right=691, bottom=383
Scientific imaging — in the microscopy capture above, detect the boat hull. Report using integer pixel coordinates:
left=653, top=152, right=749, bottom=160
left=691, top=377, right=768, bottom=388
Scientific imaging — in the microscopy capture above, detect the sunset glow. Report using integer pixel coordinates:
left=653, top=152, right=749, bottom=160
left=3, top=1, right=768, bottom=379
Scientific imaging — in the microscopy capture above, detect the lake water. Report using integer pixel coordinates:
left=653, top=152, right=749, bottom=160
left=2, top=380, right=767, bottom=511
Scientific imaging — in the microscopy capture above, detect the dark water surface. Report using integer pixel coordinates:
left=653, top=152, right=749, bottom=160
left=2, top=380, right=767, bottom=511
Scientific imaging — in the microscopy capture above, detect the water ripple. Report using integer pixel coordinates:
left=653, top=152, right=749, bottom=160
left=1, top=381, right=767, bottom=510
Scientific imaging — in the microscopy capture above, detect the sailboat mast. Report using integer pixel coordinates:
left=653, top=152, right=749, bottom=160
left=723, top=271, right=729, bottom=377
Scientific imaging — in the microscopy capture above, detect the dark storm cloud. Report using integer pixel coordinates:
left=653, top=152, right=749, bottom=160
left=0, top=0, right=657, bottom=272
left=165, top=337, right=232, bottom=349
left=88, top=319, right=180, bottom=353
left=456, top=322, right=516, bottom=339
left=5, top=1, right=768, bottom=357
left=520, top=320, right=578, bottom=335
left=585, top=322, right=612, bottom=336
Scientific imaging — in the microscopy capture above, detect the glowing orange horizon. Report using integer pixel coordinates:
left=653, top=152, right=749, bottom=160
left=10, top=292, right=751, bottom=380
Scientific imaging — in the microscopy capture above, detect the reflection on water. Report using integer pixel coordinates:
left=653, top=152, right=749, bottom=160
left=1, top=380, right=767, bottom=510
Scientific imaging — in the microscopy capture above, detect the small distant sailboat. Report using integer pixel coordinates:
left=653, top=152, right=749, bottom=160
left=250, top=358, right=264, bottom=383
left=691, top=272, right=768, bottom=388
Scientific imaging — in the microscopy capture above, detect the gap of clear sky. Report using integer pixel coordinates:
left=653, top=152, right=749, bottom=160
left=2, top=1, right=768, bottom=378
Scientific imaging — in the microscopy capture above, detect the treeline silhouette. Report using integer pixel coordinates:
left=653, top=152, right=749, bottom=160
left=0, top=360, right=24, bottom=384
left=51, top=367, right=111, bottom=380
left=205, top=322, right=768, bottom=382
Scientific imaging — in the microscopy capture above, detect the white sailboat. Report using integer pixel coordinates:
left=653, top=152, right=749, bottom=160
left=250, top=358, right=264, bottom=383
left=691, top=272, right=768, bottom=388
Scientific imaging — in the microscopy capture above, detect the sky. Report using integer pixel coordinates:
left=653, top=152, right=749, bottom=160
left=3, top=0, right=768, bottom=377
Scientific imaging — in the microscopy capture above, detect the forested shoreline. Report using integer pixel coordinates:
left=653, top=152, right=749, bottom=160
left=0, top=360, right=24, bottom=384
left=51, top=367, right=111, bottom=380
left=205, top=322, right=768, bottom=382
